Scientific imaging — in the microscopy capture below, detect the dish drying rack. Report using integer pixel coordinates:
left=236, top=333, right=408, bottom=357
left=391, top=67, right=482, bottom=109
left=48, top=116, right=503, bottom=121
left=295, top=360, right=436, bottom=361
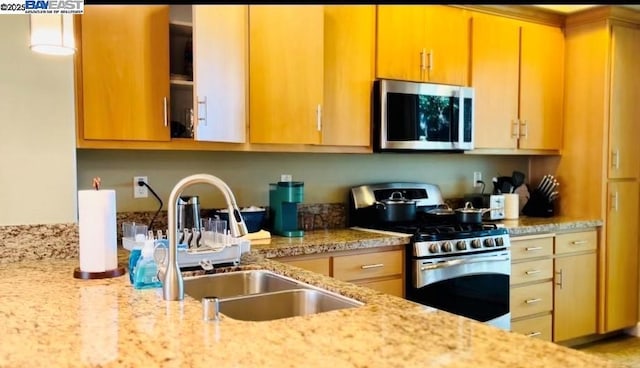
left=122, top=231, right=251, bottom=270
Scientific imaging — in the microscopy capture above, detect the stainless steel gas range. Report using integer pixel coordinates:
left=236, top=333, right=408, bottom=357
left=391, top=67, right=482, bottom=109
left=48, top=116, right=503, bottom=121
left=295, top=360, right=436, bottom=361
left=349, top=182, right=511, bottom=331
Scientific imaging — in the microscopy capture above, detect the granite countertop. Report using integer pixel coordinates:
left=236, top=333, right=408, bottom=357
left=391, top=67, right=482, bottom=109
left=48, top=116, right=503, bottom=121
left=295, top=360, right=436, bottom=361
left=498, top=216, right=603, bottom=236
left=0, top=216, right=613, bottom=367
left=0, top=253, right=619, bottom=367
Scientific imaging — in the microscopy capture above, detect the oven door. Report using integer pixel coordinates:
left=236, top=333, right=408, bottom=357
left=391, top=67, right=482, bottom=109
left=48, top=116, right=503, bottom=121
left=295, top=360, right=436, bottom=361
left=408, top=250, right=511, bottom=330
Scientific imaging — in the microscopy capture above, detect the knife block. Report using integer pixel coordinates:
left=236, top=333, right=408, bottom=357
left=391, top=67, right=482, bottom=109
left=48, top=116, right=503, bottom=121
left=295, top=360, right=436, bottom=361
left=522, top=190, right=555, bottom=217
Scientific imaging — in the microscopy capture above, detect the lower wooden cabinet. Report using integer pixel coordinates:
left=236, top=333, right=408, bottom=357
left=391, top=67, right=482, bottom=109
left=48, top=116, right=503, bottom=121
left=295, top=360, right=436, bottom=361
left=510, top=229, right=598, bottom=343
left=553, top=230, right=597, bottom=342
left=511, top=314, right=552, bottom=341
left=276, top=246, right=404, bottom=297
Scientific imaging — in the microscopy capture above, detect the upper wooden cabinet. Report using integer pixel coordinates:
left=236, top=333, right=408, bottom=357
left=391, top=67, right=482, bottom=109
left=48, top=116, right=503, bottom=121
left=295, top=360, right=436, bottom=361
left=248, top=5, right=324, bottom=144
left=192, top=5, right=247, bottom=143
left=470, top=11, right=564, bottom=152
left=608, top=23, right=640, bottom=179
left=321, top=5, right=375, bottom=147
left=376, top=5, right=469, bottom=85
left=78, top=5, right=170, bottom=142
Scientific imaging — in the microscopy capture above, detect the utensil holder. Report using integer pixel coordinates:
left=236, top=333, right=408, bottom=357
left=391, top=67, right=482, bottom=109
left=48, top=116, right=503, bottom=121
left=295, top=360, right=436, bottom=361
left=522, top=190, right=555, bottom=217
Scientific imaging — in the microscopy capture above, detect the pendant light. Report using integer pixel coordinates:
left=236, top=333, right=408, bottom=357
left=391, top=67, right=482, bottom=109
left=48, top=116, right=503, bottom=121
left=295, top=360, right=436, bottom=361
left=29, top=14, right=75, bottom=56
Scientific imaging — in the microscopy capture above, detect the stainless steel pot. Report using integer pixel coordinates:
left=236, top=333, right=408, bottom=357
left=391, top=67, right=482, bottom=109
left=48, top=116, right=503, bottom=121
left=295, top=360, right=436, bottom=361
left=375, top=191, right=416, bottom=222
left=455, top=202, right=492, bottom=224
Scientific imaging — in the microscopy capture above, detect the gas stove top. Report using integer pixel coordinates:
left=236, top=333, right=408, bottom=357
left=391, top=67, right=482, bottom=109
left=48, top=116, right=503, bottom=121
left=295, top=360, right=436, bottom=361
left=349, top=182, right=511, bottom=259
left=371, top=221, right=510, bottom=258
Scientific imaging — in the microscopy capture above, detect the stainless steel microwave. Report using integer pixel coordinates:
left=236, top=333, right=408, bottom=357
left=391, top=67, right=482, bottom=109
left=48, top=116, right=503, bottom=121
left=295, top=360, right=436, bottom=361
left=373, top=79, right=474, bottom=151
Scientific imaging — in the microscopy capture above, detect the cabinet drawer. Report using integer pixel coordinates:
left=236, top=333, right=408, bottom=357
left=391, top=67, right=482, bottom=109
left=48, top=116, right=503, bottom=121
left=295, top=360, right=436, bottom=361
left=281, top=257, right=330, bottom=276
left=511, top=236, right=553, bottom=261
left=511, top=314, right=552, bottom=341
left=511, top=259, right=553, bottom=285
left=354, top=277, right=404, bottom=298
left=555, top=230, right=597, bottom=255
left=510, top=281, right=553, bottom=319
left=333, top=250, right=403, bottom=282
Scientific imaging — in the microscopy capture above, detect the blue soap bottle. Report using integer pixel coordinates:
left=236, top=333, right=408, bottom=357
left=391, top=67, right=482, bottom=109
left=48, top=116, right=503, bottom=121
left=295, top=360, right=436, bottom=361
left=133, top=239, right=162, bottom=289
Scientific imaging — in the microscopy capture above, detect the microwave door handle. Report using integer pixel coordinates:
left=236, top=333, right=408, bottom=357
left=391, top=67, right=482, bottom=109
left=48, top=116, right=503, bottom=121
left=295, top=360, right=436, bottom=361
left=457, top=90, right=464, bottom=146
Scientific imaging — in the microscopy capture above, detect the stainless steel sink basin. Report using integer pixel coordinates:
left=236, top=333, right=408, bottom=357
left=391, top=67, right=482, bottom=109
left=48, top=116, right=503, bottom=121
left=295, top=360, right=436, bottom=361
left=184, top=270, right=304, bottom=300
left=217, top=288, right=363, bottom=322
left=184, top=269, right=363, bottom=321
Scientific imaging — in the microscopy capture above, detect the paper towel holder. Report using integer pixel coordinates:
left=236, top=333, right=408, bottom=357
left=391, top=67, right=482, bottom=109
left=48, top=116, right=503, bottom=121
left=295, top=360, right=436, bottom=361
left=73, top=266, right=126, bottom=280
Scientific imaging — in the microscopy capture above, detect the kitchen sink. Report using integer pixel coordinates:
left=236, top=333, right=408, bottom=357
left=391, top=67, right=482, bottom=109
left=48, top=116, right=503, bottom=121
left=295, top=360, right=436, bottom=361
left=216, top=288, right=363, bottom=322
left=184, top=269, right=363, bottom=321
left=183, top=270, right=304, bottom=300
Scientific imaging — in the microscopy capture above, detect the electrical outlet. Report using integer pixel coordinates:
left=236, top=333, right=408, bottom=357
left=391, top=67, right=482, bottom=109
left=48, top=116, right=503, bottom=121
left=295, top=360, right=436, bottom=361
left=133, top=176, right=148, bottom=198
left=473, top=172, right=482, bottom=188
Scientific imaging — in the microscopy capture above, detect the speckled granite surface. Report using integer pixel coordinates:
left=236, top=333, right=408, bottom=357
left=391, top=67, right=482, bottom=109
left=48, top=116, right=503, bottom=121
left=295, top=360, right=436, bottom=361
left=0, top=253, right=621, bottom=367
left=249, top=228, right=411, bottom=258
left=500, top=216, right=603, bottom=236
left=0, top=223, right=78, bottom=264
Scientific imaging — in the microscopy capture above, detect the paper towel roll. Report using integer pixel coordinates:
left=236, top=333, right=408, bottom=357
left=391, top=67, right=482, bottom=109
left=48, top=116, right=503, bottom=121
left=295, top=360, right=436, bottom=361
left=504, top=193, right=519, bottom=220
left=78, top=190, right=117, bottom=272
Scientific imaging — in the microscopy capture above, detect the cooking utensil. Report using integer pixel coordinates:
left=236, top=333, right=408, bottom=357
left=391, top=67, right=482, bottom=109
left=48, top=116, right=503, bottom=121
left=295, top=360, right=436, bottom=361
left=511, top=171, right=526, bottom=192
left=375, top=191, right=417, bottom=222
left=455, top=202, right=493, bottom=224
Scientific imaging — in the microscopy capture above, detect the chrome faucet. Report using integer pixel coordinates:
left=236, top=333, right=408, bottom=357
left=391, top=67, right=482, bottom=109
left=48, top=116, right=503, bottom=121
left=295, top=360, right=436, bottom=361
left=161, top=174, right=248, bottom=301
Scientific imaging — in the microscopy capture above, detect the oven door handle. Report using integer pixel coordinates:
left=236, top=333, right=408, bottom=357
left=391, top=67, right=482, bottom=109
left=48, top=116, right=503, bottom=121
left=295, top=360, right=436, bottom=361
left=420, top=255, right=511, bottom=271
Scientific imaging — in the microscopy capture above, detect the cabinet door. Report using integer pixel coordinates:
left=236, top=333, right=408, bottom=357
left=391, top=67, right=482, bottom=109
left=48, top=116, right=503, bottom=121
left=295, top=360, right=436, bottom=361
left=249, top=5, right=324, bottom=144
left=604, top=180, right=639, bottom=331
left=192, top=5, right=247, bottom=143
left=518, top=22, right=564, bottom=150
left=422, top=6, right=469, bottom=86
left=80, top=5, right=170, bottom=141
left=376, top=5, right=425, bottom=82
left=554, top=253, right=597, bottom=342
left=322, top=5, right=374, bottom=147
left=608, top=25, right=640, bottom=179
left=470, top=12, right=520, bottom=149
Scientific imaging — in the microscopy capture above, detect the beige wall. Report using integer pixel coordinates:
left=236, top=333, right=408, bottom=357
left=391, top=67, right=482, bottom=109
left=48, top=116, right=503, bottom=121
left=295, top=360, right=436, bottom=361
left=0, top=15, right=77, bottom=225
left=77, top=150, right=528, bottom=212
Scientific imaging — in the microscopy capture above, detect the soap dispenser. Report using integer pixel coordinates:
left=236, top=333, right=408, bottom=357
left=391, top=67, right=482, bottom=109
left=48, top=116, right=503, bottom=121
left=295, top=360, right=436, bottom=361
left=132, top=239, right=162, bottom=289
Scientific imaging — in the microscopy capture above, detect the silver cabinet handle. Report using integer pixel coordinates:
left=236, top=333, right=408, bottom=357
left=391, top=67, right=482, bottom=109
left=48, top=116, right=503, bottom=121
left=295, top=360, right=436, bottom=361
left=555, top=269, right=564, bottom=289
left=611, top=149, right=620, bottom=170
left=526, top=331, right=542, bottom=338
left=611, top=191, right=619, bottom=212
left=316, top=104, right=322, bottom=131
left=520, top=119, right=528, bottom=138
left=525, top=269, right=541, bottom=275
left=197, top=96, right=207, bottom=126
left=571, top=240, right=588, bottom=245
left=420, top=48, right=426, bottom=70
left=525, top=298, right=542, bottom=304
left=525, top=246, right=543, bottom=251
left=427, top=49, right=433, bottom=70
left=361, top=263, right=384, bottom=270
left=511, top=119, right=520, bottom=138
left=163, top=97, right=168, bottom=127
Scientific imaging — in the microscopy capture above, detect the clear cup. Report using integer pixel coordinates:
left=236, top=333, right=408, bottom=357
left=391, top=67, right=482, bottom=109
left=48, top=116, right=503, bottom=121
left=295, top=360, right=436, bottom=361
left=122, top=222, right=148, bottom=241
left=201, top=218, right=227, bottom=249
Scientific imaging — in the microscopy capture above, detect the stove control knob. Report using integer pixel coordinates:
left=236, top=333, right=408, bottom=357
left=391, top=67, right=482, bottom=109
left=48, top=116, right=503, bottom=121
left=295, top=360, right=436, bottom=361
left=471, top=239, right=482, bottom=248
left=456, top=240, right=467, bottom=250
left=484, top=238, right=495, bottom=247
left=429, top=243, right=440, bottom=253
left=495, top=237, right=505, bottom=247
left=441, top=241, right=453, bottom=252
